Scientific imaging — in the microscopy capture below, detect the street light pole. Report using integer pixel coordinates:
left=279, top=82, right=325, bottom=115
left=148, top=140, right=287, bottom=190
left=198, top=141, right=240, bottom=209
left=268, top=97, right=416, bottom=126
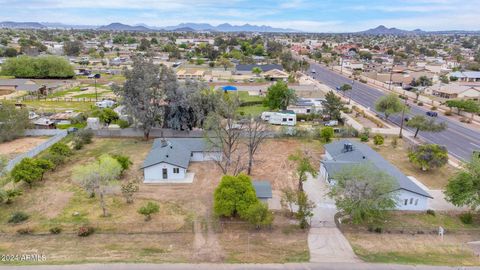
left=349, top=80, right=354, bottom=104
left=399, top=91, right=409, bottom=138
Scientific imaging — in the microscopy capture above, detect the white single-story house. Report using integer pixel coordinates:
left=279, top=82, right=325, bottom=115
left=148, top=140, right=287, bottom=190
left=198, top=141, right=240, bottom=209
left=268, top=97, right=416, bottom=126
left=142, top=138, right=221, bottom=183
left=320, top=140, right=432, bottom=211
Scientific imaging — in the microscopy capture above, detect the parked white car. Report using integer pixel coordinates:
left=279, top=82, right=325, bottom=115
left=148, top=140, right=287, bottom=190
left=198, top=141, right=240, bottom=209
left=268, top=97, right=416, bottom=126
left=324, top=120, right=339, bottom=127
left=95, top=100, right=116, bottom=108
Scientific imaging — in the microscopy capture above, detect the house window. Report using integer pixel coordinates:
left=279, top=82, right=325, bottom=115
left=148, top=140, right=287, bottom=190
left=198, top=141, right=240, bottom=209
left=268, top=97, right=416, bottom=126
left=410, top=198, right=413, bottom=204
left=191, top=152, right=193, bottom=157
left=282, top=118, right=287, bottom=122
left=288, top=118, right=293, bottom=121
left=404, top=199, right=408, bottom=205
left=415, top=199, right=418, bottom=206
left=173, top=168, right=180, bottom=174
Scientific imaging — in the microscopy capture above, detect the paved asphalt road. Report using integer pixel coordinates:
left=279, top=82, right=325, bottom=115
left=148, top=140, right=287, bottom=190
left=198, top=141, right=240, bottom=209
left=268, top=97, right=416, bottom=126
left=308, top=62, right=480, bottom=161
left=0, top=263, right=478, bottom=270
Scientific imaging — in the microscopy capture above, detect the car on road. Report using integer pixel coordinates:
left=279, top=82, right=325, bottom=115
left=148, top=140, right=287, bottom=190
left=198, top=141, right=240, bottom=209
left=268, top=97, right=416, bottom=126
left=404, top=116, right=411, bottom=122
left=426, top=111, right=438, bottom=117
left=311, top=69, right=316, bottom=74
left=67, top=127, right=78, bottom=134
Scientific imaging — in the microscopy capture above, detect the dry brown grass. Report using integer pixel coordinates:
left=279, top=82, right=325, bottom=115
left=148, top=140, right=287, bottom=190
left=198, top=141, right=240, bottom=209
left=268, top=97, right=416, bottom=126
left=0, top=137, right=317, bottom=264
left=366, top=137, right=458, bottom=189
left=345, top=232, right=480, bottom=266
left=0, top=136, right=50, bottom=159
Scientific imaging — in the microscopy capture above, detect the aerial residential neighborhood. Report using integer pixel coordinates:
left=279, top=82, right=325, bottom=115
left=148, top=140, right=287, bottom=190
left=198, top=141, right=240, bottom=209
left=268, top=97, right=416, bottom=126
left=1, top=1, right=480, bottom=270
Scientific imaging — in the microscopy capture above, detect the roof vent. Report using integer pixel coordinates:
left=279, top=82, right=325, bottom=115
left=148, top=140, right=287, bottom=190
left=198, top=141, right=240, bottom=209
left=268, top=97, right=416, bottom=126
left=166, top=154, right=169, bottom=158
left=343, top=143, right=353, bottom=152
left=160, top=139, right=168, bottom=148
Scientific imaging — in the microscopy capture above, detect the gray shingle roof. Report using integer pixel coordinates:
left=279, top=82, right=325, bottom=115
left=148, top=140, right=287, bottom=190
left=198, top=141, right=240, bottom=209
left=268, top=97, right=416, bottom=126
left=235, top=64, right=283, bottom=72
left=252, top=181, right=272, bottom=199
left=323, top=140, right=432, bottom=198
left=142, top=138, right=210, bottom=169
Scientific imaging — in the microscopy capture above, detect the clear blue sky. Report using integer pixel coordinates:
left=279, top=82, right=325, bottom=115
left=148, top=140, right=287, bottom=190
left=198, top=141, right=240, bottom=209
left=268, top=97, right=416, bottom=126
left=1, top=0, right=479, bottom=32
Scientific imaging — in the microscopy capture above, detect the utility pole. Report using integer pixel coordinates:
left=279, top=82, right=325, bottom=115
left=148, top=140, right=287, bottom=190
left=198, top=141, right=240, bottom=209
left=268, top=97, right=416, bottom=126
left=349, top=80, right=354, bottom=104
left=399, top=91, right=409, bottom=138
left=340, top=56, right=344, bottom=74
left=389, top=65, right=394, bottom=91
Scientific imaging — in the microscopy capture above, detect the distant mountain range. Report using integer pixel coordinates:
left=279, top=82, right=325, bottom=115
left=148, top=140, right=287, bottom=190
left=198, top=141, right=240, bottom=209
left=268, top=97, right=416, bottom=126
left=1, top=21, right=479, bottom=34
left=0, top=21, right=298, bottom=33
left=358, top=25, right=425, bottom=35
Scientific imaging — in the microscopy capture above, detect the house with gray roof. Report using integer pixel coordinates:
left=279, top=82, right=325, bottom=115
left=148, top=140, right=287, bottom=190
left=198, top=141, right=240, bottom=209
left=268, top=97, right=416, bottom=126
left=141, top=138, right=221, bottom=183
left=320, top=140, right=432, bottom=211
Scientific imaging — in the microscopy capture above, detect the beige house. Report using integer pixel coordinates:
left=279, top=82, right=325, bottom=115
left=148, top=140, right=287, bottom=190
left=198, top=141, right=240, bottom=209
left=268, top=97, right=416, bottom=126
left=176, top=69, right=206, bottom=80
left=263, top=69, right=289, bottom=81
left=430, top=84, right=480, bottom=101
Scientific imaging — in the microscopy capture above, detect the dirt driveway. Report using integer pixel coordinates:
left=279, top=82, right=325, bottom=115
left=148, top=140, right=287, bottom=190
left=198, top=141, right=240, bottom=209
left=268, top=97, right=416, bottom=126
left=0, top=136, right=49, bottom=159
left=304, top=174, right=359, bottom=263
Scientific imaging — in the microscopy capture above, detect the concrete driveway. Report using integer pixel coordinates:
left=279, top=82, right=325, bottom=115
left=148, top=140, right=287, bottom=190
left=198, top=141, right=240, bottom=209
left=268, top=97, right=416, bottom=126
left=303, top=174, right=359, bottom=263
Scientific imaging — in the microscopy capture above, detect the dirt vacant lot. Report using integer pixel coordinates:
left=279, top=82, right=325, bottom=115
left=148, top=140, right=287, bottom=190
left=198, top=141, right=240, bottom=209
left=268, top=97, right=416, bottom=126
left=0, top=137, right=320, bottom=264
left=0, top=136, right=50, bottom=160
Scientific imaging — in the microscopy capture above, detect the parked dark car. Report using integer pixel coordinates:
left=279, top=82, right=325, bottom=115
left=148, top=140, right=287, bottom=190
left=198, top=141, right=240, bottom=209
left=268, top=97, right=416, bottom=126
left=404, top=116, right=410, bottom=122
left=426, top=111, right=438, bottom=117
left=67, top=127, right=78, bottom=134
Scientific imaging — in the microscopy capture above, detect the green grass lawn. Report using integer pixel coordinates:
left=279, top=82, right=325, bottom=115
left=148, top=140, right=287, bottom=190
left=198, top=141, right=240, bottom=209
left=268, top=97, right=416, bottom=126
left=46, top=86, right=82, bottom=98
left=23, top=100, right=95, bottom=112
left=237, top=105, right=268, bottom=116
left=236, top=91, right=264, bottom=103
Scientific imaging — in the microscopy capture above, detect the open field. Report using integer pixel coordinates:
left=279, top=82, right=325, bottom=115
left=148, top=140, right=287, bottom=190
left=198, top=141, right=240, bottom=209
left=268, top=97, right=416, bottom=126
left=0, top=137, right=319, bottom=264
left=364, top=137, right=458, bottom=189
left=346, top=232, right=480, bottom=266
left=0, top=136, right=50, bottom=160
left=22, top=100, right=95, bottom=112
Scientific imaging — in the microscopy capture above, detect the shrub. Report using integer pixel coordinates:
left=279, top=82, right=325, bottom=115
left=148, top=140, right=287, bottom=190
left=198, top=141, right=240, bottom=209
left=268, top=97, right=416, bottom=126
left=373, top=134, right=384, bottom=146
left=8, top=211, right=29, bottom=224
left=75, top=129, right=93, bottom=144
left=360, top=134, right=369, bottom=142
left=17, top=228, right=33, bottom=235
left=318, top=127, right=334, bottom=143
left=459, top=212, right=473, bottom=224
left=73, top=139, right=84, bottom=150
left=113, top=155, right=132, bottom=172
left=244, top=201, right=274, bottom=229
left=138, top=201, right=160, bottom=221
left=77, top=226, right=94, bottom=237
left=115, top=119, right=130, bottom=129
left=43, top=153, right=66, bottom=167
left=49, top=142, right=72, bottom=157
left=49, top=226, right=62, bottom=234
left=374, top=227, right=383, bottom=233
left=391, top=137, right=398, bottom=148
left=417, top=101, right=424, bottom=106
left=431, top=106, right=437, bottom=111
left=426, top=209, right=435, bottom=216
left=444, top=111, right=452, bottom=116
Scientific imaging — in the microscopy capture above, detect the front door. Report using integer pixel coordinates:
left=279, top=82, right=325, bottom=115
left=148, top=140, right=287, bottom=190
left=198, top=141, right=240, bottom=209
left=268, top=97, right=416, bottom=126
left=162, top=168, right=168, bottom=179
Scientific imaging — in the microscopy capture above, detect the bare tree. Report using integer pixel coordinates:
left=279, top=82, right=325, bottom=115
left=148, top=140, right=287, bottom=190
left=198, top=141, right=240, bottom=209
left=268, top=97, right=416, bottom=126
left=204, top=97, right=244, bottom=175
left=244, top=116, right=269, bottom=175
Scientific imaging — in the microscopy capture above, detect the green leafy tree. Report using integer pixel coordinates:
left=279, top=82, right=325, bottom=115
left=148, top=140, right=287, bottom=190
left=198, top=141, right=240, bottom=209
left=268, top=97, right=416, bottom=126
left=10, top=158, right=43, bottom=188
left=244, top=201, right=274, bottom=229
left=113, top=56, right=177, bottom=139
left=94, top=108, right=119, bottom=125
left=0, top=188, right=22, bottom=204
left=213, top=174, right=258, bottom=218
left=339, top=84, right=352, bottom=97
left=33, top=158, right=54, bottom=181
left=289, top=151, right=317, bottom=191
left=112, top=154, right=132, bottom=173
left=49, top=142, right=72, bottom=157
left=318, top=127, right=334, bottom=143
left=296, top=191, right=315, bottom=229
left=0, top=102, right=30, bottom=143
left=406, top=115, right=447, bottom=138
left=408, top=144, right=448, bottom=171
left=138, top=201, right=160, bottom=221
left=252, top=66, right=263, bottom=76
left=1, top=56, right=74, bottom=78
left=328, top=163, right=398, bottom=224
left=263, top=81, right=297, bottom=110
left=217, top=56, right=233, bottom=70
left=323, top=91, right=343, bottom=121
left=63, top=40, right=84, bottom=56
left=445, top=155, right=480, bottom=210
left=375, top=94, right=405, bottom=120
left=73, top=154, right=122, bottom=217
